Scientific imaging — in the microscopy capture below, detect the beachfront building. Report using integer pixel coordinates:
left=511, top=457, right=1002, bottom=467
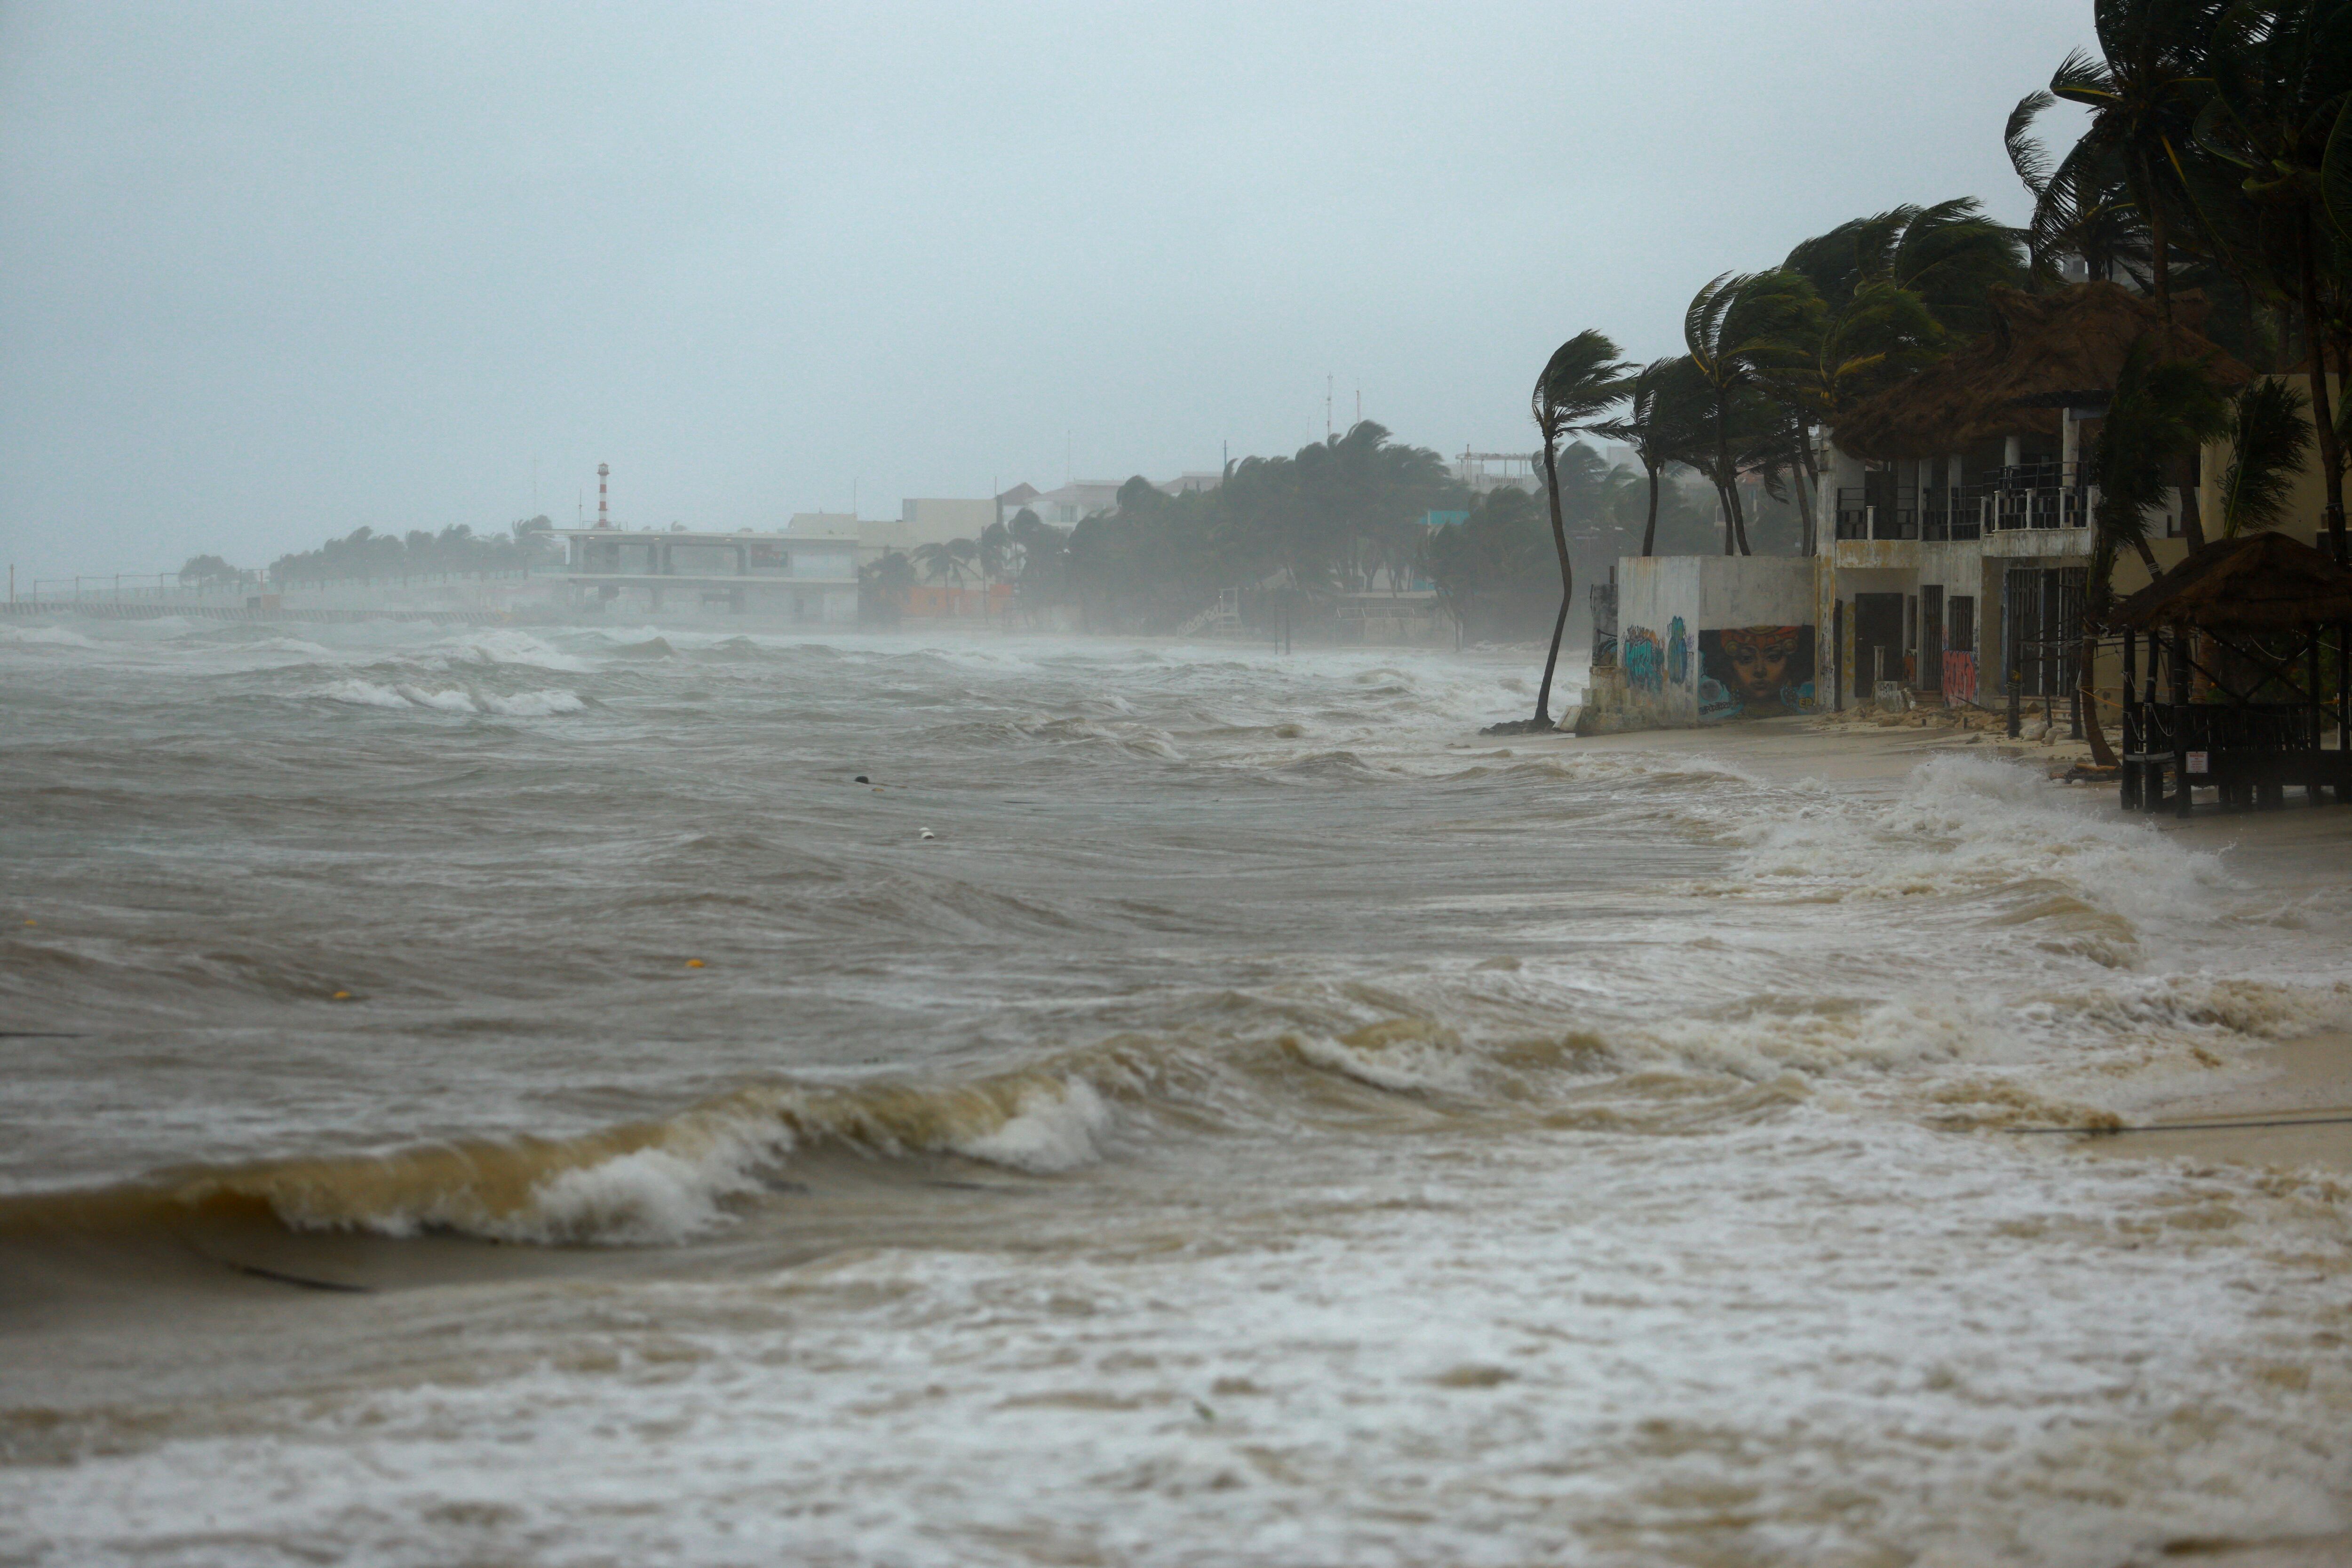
left=1584, top=280, right=2345, bottom=734
left=1815, top=282, right=2258, bottom=716
left=555, top=526, right=858, bottom=621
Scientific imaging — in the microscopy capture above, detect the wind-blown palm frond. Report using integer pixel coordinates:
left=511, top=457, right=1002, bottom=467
left=1531, top=330, right=1632, bottom=438
left=2007, top=89, right=2059, bottom=196
left=1588, top=357, right=1711, bottom=557
left=1521, top=329, right=1629, bottom=726
left=2219, top=378, right=2315, bottom=537
left=2096, top=335, right=2233, bottom=564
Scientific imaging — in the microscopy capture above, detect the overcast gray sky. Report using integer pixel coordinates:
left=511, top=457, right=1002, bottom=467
left=0, top=1, right=2093, bottom=579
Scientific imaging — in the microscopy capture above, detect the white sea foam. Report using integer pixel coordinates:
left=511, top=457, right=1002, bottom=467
left=437, top=628, right=595, bottom=672
left=952, top=1078, right=1114, bottom=1172
left=480, top=689, right=587, bottom=716
left=0, top=622, right=97, bottom=647
left=318, top=677, right=413, bottom=709
left=313, top=679, right=583, bottom=716
left=395, top=684, right=479, bottom=712
left=520, top=1138, right=776, bottom=1245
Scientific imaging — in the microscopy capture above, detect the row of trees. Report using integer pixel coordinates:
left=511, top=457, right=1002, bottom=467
left=1504, top=0, right=2352, bottom=729
left=858, top=422, right=1757, bottom=641
left=866, top=423, right=1472, bottom=632
left=257, top=518, right=561, bottom=585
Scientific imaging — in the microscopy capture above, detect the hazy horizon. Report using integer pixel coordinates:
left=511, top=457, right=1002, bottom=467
left=0, top=1, right=2093, bottom=580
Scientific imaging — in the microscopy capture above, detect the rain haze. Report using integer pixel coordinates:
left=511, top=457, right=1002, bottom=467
left=13, top=6, right=2352, bottom=1567
left=4, top=1, right=2087, bottom=578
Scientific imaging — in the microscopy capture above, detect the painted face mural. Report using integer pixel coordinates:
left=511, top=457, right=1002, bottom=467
left=1622, top=627, right=1664, bottom=692
left=1696, top=625, right=1816, bottom=719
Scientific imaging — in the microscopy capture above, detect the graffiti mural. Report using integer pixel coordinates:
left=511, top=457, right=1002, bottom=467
left=1942, top=650, right=1978, bottom=705
left=1666, top=616, right=1690, bottom=686
left=1622, top=626, right=1664, bottom=692
left=1697, top=625, right=1817, bottom=720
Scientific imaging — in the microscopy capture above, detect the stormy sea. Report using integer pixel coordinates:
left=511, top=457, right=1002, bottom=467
left=2, top=615, right=2347, bottom=1567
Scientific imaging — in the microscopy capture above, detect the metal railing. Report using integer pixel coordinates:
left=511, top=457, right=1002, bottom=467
left=1835, top=488, right=1917, bottom=541
left=1840, top=464, right=2101, bottom=545
left=16, top=574, right=265, bottom=605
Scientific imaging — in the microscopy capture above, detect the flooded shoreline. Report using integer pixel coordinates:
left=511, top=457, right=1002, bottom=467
left=4, top=616, right=2349, bottom=1566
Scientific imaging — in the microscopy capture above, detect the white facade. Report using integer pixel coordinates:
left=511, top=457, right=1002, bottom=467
left=556, top=528, right=858, bottom=621
left=1588, top=556, right=1818, bottom=731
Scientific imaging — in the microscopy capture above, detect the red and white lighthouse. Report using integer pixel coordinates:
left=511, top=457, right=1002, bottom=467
left=596, top=463, right=611, bottom=528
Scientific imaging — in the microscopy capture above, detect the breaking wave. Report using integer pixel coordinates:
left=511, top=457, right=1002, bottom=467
left=317, top=678, right=586, bottom=715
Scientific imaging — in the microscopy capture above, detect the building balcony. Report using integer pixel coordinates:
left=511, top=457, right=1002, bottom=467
left=1838, top=464, right=2102, bottom=548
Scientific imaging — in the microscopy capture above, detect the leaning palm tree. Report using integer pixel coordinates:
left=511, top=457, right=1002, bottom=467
left=2081, top=337, right=2234, bottom=764
left=2196, top=2, right=2350, bottom=559
left=2217, top=378, right=2316, bottom=537
left=1523, top=330, right=1629, bottom=729
left=1684, top=271, right=1821, bottom=555
left=2007, top=89, right=2155, bottom=286
left=2019, top=3, right=2229, bottom=322
left=1587, top=357, right=1709, bottom=558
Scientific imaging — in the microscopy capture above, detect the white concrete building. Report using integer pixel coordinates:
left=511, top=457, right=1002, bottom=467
left=556, top=526, right=858, bottom=621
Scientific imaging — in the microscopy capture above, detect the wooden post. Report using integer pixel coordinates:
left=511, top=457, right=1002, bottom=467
left=2144, top=630, right=2164, bottom=812
left=2310, top=631, right=2326, bottom=805
left=2121, top=629, right=2138, bottom=809
left=2339, top=621, right=2351, bottom=804
left=2172, top=625, right=2193, bottom=818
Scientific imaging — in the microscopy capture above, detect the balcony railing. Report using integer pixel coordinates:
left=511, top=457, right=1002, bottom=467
left=1840, top=463, right=2098, bottom=545
left=1835, top=486, right=1917, bottom=541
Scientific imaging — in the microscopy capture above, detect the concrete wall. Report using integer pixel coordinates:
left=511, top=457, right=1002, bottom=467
left=900, top=499, right=999, bottom=545
left=1585, top=555, right=1817, bottom=732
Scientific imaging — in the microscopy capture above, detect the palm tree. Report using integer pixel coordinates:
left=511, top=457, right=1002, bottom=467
left=2218, top=378, right=2316, bottom=536
left=911, top=541, right=972, bottom=589
left=1683, top=271, right=1821, bottom=556
left=2008, top=90, right=2155, bottom=286
left=2082, top=337, right=2233, bottom=763
left=1783, top=199, right=2027, bottom=336
left=1526, top=331, right=1629, bottom=728
left=2026, top=4, right=2230, bottom=322
left=2195, top=1, right=2350, bottom=558
left=1588, top=358, right=1707, bottom=558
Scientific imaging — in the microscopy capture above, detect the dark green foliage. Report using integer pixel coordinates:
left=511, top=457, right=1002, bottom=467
left=2220, top=377, right=2317, bottom=534
left=1425, top=488, right=1556, bottom=642
left=177, top=554, right=240, bottom=585
left=269, top=521, right=556, bottom=583
left=2096, top=336, right=2234, bottom=564
left=998, top=424, right=1463, bottom=633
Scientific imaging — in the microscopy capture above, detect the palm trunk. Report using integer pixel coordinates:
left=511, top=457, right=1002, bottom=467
left=1532, top=438, right=1573, bottom=726
left=1794, top=420, right=1820, bottom=557
left=1714, top=392, right=1742, bottom=555
left=2299, top=209, right=2347, bottom=564
left=1640, top=463, right=1661, bottom=557
left=2080, top=534, right=2120, bottom=769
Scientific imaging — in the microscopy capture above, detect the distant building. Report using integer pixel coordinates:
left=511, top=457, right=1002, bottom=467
left=1016, top=481, right=1125, bottom=526
left=555, top=526, right=858, bottom=621
left=1005, top=474, right=1223, bottom=526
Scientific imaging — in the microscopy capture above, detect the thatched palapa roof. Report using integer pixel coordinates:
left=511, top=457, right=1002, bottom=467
left=1832, top=282, right=2252, bottom=462
left=2110, top=531, right=2352, bottom=631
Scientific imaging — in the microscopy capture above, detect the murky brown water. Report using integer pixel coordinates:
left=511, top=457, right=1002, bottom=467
left=3, top=615, right=2348, bottom=1566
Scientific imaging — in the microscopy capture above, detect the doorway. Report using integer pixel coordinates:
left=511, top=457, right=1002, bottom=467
left=1853, top=593, right=1906, bottom=692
